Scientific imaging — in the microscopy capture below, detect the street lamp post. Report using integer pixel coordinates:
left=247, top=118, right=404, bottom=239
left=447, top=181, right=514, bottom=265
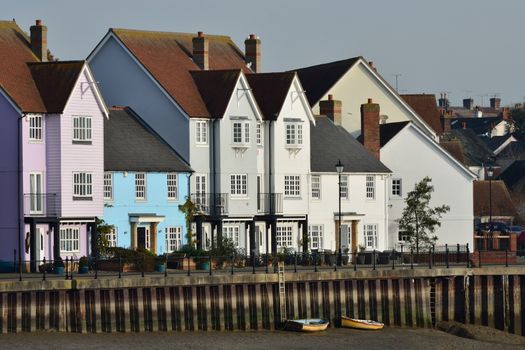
left=335, top=160, right=344, bottom=266
left=487, top=166, right=494, bottom=250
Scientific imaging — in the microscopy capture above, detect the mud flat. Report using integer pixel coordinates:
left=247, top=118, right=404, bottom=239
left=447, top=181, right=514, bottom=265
left=0, top=327, right=524, bottom=350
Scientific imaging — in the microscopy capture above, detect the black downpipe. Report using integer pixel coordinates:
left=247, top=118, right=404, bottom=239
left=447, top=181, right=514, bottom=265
left=17, top=114, right=27, bottom=267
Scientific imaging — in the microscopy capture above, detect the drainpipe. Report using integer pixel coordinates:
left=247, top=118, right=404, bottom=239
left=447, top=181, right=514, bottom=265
left=18, top=113, right=27, bottom=266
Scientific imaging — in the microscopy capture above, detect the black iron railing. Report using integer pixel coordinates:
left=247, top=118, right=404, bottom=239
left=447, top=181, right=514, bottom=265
left=23, top=193, right=59, bottom=217
left=191, top=193, right=229, bottom=216
left=257, top=193, right=283, bottom=214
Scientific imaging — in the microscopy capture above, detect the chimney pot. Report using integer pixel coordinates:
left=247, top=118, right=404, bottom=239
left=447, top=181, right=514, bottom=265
left=328, top=94, right=333, bottom=101
left=249, top=34, right=256, bottom=40
left=35, top=19, right=42, bottom=26
left=360, top=99, right=380, bottom=160
left=197, top=31, right=204, bottom=37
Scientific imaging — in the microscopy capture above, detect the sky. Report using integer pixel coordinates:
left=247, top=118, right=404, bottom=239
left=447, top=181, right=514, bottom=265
left=6, top=0, right=525, bottom=107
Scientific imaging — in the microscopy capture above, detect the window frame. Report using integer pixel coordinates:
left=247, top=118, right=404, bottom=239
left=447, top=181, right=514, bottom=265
left=340, top=175, right=349, bottom=199
left=223, top=225, right=240, bottom=247
left=73, top=172, right=93, bottom=200
left=105, top=228, right=117, bottom=247
left=135, top=172, right=146, bottom=201
left=285, top=122, right=303, bottom=148
left=103, top=172, right=113, bottom=201
left=309, top=225, right=324, bottom=250
left=230, top=174, right=248, bottom=197
left=366, top=175, right=376, bottom=200
left=28, top=115, right=43, bottom=142
left=256, top=122, right=263, bottom=146
left=195, top=120, right=208, bottom=145
left=284, top=175, right=301, bottom=198
left=167, top=173, right=178, bottom=201
left=391, top=178, right=402, bottom=197
left=276, top=224, right=294, bottom=248
left=363, top=224, right=378, bottom=250
left=72, top=115, right=92, bottom=144
left=60, top=227, right=80, bottom=253
left=232, top=121, right=250, bottom=146
left=311, top=175, right=321, bottom=200
left=165, top=226, right=182, bottom=253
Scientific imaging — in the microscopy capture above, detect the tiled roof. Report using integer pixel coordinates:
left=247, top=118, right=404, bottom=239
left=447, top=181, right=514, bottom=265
left=110, top=28, right=251, bottom=118
left=442, top=129, right=495, bottom=167
left=310, top=116, right=390, bottom=173
left=481, top=134, right=514, bottom=152
left=440, top=140, right=466, bottom=164
left=450, top=116, right=502, bottom=135
left=499, top=160, right=525, bottom=191
left=0, top=20, right=46, bottom=112
left=473, top=180, right=518, bottom=218
left=401, top=94, right=443, bottom=135
left=246, top=72, right=295, bottom=120
left=450, top=106, right=500, bottom=118
left=379, top=121, right=410, bottom=147
left=191, top=69, right=241, bottom=118
left=28, top=61, right=84, bottom=113
left=105, top=107, right=192, bottom=172
left=290, top=57, right=360, bottom=106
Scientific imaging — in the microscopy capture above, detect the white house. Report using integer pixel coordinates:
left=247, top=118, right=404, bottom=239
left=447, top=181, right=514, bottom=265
left=293, top=58, right=476, bottom=248
left=309, top=98, right=391, bottom=254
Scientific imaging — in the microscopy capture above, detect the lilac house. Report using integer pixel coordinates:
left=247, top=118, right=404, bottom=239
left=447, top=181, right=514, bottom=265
left=0, top=20, right=108, bottom=269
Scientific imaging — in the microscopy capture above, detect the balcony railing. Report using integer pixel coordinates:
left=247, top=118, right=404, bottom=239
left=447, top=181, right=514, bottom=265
left=257, top=193, right=283, bottom=214
left=191, top=193, right=229, bottom=216
left=23, top=193, right=59, bottom=217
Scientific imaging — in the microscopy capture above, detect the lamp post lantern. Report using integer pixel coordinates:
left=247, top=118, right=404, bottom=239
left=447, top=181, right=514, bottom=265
left=335, top=160, right=344, bottom=266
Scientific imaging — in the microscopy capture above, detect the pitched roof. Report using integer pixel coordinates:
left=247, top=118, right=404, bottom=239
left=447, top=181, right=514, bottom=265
left=499, top=160, right=525, bottom=191
left=28, top=61, right=84, bottom=113
left=450, top=116, right=502, bottom=135
left=290, top=57, right=360, bottom=106
left=496, top=140, right=525, bottom=161
left=473, top=180, right=518, bottom=218
left=191, top=69, right=241, bottom=118
left=401, top=94, right=443, bottom=135
left=442, top=129, right=495, bottom=167
left=439, top=140, right=466, bottom=164
left=110, top=28, right=251, bottom=118
left=246, top=72, right=295, bottom=120
left=0, top=20, right=46, bottom=112
left=481, top=134, right=515, bottom=152
left=105, top=107, right=192, bottom=172
left=310, top=116, right=390, bottom=173
left=450, top=106, right=500, bottom=118
left=379, top=121, right=410, bottom=147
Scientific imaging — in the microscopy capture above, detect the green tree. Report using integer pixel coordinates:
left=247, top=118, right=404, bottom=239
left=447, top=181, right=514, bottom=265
left=396, top=177, right=450, bottom=254
left=510, top=108, right=525, bottom=140
left=96, top=218, right=114, bottom=256
left=178, top=196, right=197, bottom=245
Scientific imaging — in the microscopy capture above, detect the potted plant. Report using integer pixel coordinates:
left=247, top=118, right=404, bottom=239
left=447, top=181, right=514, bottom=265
left=154, top=255, right=166, bottom=273
left=357, top=245, right=366, bottom=264
left=342, top=248, right=350, bottom=265
left=53, top=257, right=65, bottom=275
left=78, top=256, right=89, bottom=274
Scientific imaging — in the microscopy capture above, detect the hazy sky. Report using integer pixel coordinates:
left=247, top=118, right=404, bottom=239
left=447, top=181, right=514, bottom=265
left=7, top=0, right=525, bottom=106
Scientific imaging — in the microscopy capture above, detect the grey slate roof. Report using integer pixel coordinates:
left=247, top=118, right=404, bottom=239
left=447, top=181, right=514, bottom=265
left=310, top=116, right=391, bottom=173
left=105, top=107, right=192, bottom=172
left=442, top=129, right=495, bottom=167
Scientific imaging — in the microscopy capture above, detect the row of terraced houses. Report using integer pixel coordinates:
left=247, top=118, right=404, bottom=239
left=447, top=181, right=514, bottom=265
left=0, top=20, right=476, bottom=268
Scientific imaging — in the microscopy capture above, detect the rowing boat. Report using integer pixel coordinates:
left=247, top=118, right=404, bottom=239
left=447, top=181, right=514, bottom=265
left=341, top=316, right=384, bottom=330
left=284, top=319, right=329, bottom=332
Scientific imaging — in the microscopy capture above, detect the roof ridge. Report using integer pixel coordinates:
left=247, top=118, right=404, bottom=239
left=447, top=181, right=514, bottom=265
left=291, top=56, right=362, bottom=71
left=111, top=27, right=234, bottom=40
left=27, top=60, right=86, bottom=66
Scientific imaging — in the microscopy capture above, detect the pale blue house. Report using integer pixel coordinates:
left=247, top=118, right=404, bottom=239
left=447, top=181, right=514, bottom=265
left=103, top=107, right=192, bottom=254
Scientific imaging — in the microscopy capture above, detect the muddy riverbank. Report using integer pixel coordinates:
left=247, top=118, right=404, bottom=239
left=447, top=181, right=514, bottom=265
left=0, top=327, right=523, bottom=350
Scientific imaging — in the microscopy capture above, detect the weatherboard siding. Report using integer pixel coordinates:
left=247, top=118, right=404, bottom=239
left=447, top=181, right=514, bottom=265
left=88, top=36, right=190, bottom=161
left=45, top=114, right=62, bottom=215
left=60, top=70, right=105, bottom=218
left=0, top=94, right=20, bottom=260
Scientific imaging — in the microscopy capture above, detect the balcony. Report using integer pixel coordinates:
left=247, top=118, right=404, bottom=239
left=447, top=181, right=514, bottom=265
left=23, top=193, right=59, bottom=217
left=257, top=193, right=283, bottom=215
left=191, top=193, right=229, bottom=216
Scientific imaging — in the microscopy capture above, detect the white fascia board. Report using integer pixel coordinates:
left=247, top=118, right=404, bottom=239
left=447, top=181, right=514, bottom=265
left=352, top=58, right=438, bottom=140
left=226, top=73, right=263, bottom=122
left=384, top=122, right=477, bottom=180
left=83, top=64, right=110, bottom=118
left=88, top=31, right=190, bottom=121
left=494, top=135, right=517, bottom=155
left=292, top=75, right=316, bottom=126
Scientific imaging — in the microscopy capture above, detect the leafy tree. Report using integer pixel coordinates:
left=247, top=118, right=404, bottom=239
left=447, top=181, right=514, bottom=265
left=178, top=196, right=197, bottom=245
left=396, top=177, right=450, bottom=254
left=96, top=218, right=114, bottom=256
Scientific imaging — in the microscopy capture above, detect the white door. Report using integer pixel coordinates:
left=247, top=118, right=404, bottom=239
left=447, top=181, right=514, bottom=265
left=341, top=224, right=350, bottom=250
left=38, top=228, right=45, bottom=261
left=29, top=173, right=43, bottom=214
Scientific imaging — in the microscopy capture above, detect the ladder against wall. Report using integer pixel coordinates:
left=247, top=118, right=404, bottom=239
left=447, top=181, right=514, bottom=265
left=278, top=261, right=286, bottom=322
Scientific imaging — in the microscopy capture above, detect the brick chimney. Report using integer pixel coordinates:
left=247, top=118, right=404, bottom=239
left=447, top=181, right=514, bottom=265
left=463, top=98, right=474, bottom=110
left=192, top=31, right=208, bottom=70
left=319, top=95, right=342, bottom=125
left=438, top=93, right=449, bottom=109
left=245, top=34, right=261, bottom=73
left=501, top=107, right=511, bottom=121
left=441, top=109, right=453, bottom=134
left=490, top=97, right=501, bottom=109
left=30, top=19, right=47, bottom=62
left=360, top=98, right=380, bottom=160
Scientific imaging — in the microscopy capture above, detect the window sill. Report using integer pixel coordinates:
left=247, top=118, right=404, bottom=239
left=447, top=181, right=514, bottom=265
left=28, top=139, right=43, bottom=144
left=72, top=140, right=92, bottom=145
left=135, top=199, right=147, bottom=203
left=231, top=144, right=250, bottom=149
left=285, top=145, right=303, bottom=149
left=284, top=196, right=302, bottom=200
left=167, top=198, right=179, bottom=202
left=195, top=143, right=209, bottom=147
left=230, top=196, right=249, bottom=200
left=73, top=196, right=93, bottom=201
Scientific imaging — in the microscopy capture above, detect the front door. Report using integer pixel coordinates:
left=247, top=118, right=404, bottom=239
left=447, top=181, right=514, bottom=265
left=137, top=227, right=146, bottom=250
left=341, top=224, right=349, bottom=251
